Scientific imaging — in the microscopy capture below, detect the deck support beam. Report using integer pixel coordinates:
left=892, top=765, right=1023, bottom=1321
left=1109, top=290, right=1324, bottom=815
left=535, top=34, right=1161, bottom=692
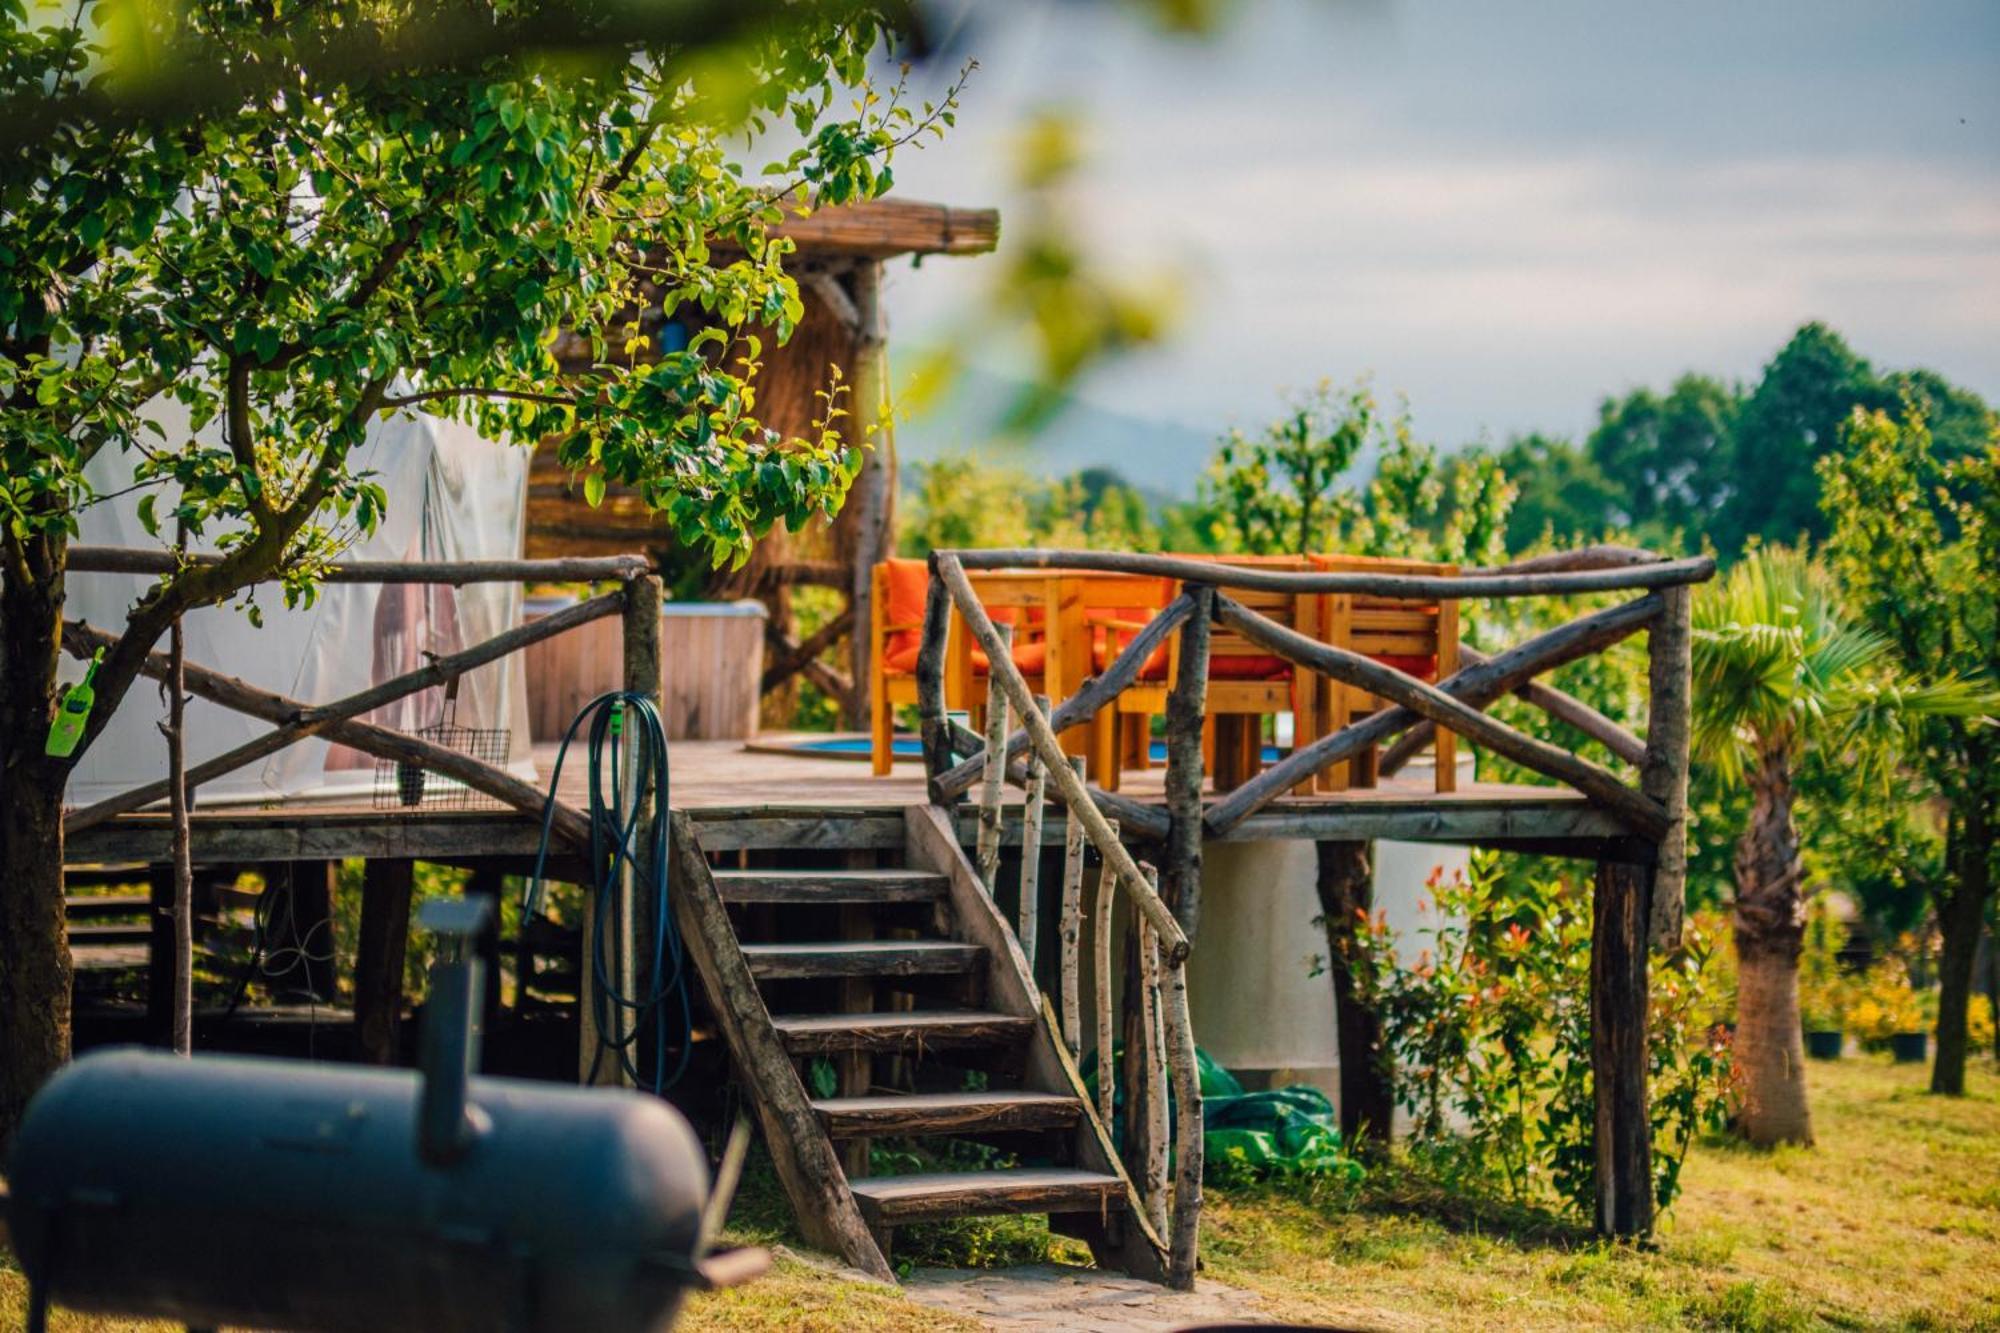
left=1314, top=840, right=1393, bottom=1151
left=354, top=859, right=415, bottom=1065
left=1592, top=857, right=1655, bottom=1239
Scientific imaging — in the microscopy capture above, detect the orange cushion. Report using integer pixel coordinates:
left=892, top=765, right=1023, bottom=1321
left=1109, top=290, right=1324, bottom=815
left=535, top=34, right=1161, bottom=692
left=971, top=640, right=1048, bottom=675
left=1092, top=640, right=1170, bottom=680
left=880, top=558, right=931, bottom=675
left=1209, top=653, right=1293, bottom=681
left=1372, top=653, right=1437, bottom=681
left=1090, top=605, right=1171, bottom=680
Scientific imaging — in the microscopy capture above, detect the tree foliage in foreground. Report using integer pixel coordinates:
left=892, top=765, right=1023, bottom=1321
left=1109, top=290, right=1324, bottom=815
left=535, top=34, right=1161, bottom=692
left=0, top=0, right=945, bottom=1142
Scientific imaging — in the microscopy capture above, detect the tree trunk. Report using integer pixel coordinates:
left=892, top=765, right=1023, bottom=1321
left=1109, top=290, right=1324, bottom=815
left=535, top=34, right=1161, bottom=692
left=1730, top=742, right=1813, bottom=1147
left=1315, top=840, right=1393, bottom=1152
left=0, top=531, right=73, bottom=1149
left=1932, top=801, right=1993, bottom=1096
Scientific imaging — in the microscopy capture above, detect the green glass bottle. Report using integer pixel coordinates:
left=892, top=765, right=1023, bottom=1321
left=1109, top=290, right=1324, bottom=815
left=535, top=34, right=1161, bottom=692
left=45, top=648, right=103, bottom=758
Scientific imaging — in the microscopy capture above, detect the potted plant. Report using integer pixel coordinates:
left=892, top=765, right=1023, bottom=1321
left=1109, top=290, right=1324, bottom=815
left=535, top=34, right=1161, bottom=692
left=1798, top=905, right=1847, bottom=1059
left=1850, top=960, right=1927, bottom=1063
left=1800, top=974, right=1845, bottom=1060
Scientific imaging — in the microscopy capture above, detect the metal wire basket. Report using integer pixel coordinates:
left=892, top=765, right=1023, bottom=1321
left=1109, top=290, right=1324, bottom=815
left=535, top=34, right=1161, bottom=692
left=373, top=675, right=510, bottom=812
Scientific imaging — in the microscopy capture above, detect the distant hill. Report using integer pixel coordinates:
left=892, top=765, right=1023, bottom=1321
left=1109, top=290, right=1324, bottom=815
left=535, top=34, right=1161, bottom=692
left=894, top=365, right=1220, bottom=500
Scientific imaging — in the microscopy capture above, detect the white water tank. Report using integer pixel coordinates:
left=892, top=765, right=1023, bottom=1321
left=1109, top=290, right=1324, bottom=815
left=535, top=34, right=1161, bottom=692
left=1185, top=752, right=1473, bottom=1103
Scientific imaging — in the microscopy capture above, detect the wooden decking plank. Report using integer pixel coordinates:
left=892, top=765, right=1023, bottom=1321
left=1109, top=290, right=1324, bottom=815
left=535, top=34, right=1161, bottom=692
left=849, top=1168, right=1126, bottom=1226
left=741, top=939, right=983, bottom=980
left=811, top=1090, right=1083, bottom=1138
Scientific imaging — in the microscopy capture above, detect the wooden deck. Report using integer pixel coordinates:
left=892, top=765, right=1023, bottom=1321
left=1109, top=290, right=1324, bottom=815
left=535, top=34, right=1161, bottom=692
left=65, top=733, right=1632, bottom=865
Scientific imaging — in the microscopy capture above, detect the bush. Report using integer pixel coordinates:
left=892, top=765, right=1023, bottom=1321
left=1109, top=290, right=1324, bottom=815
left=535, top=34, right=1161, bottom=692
left=1347, top=854, right=1734, bottom=1218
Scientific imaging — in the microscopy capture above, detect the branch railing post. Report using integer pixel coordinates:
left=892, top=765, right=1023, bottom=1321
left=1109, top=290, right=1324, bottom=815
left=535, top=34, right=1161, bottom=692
left=1642, top=585, right=1693, bottom=948
left=1059, top=756, right=1087, bottom=1055
left=1092, top=818, right=1119, bottom=1131
left=1017, top=694, right=1049, bottom=968
left=975, top=622, right=1014, bottom=892
left=917, top=563, right=954, bottom=794
left=934, top=554, right=1188, bottom=960
left=1162, top=585, right=1212, bottom=940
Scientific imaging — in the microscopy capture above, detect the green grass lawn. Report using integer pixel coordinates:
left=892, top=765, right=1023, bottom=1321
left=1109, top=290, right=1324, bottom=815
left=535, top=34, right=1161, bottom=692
left=8, top=1053, right=1996, bottom=1331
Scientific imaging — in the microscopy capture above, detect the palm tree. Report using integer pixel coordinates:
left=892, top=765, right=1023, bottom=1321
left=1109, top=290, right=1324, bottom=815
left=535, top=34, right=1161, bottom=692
left=1691, top=549, right=1990, bottom=1146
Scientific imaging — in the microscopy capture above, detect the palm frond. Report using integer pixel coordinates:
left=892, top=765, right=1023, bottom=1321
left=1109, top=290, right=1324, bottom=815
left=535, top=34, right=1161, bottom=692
left=1687, top=547, right=1989, bottom=786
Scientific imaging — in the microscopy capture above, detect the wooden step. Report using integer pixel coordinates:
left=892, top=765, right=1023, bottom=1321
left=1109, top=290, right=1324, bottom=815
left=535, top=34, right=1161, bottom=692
left=849, top=1168, right=1128, bottom=1227
left=812, top=1090, right=1083, bottom=1139
left=714, top=868, right=948, bottom=904
left=68, top=923, right=151, bottom=946
left=65, top=894, right=150, bottom=920
left=741, top=939, right=983, bottom=981
left=772, top=1009, right=1035, bottom=1055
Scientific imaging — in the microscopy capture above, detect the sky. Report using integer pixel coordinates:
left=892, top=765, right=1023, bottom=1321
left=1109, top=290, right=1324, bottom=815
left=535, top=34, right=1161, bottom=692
left=874, top=0, right=2000, bottom=477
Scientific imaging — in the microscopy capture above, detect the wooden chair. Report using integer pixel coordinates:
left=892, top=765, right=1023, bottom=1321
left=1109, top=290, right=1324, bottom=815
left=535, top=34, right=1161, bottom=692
left=868, top=560, right=1060, bottom=776
left=949, top=568, right=1062, bottom=738
left=1198, top=555, right=1324, bottom=794
left=1310, top=554, right=1460, bottom=793
left=1081, top=556, right=1321, bottom=794
left=1060, top=574, right=1176, bottom=788
left=870, top=557, right=938, bottom=776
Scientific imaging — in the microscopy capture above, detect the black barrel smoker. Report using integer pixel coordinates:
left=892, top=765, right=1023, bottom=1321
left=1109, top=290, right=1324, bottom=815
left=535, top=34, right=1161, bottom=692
left=8, top=898, right=756, bottom=1332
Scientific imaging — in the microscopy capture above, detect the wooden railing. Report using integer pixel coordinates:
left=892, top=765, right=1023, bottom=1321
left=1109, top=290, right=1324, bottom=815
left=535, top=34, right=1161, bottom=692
left=60, top=547, right=665, bottom=1086
left=917, top=544, right=1712, bottom=1255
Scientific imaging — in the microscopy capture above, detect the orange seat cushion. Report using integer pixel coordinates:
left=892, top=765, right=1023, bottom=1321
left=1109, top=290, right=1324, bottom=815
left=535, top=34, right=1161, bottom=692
left=1090, top=605, right=1171, bottom=680
left=1091, top=640, right=1170, bottom=680
left=971, top=640, right=1048, bottom=676
left=1371, top=653, right=1437, bottom=681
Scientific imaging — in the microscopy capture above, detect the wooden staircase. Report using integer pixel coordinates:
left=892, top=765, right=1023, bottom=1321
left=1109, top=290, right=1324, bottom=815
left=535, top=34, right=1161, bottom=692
left=668, top=805, right=1166, bottom=1283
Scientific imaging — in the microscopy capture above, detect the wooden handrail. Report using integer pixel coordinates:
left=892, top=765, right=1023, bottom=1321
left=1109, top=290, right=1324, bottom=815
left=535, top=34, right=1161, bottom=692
left=68, top=545, right=654, bottom=585
left=1379, top=645, right=1649, bottom=776
left=62, top=621, right=593, bottom=846
left=63, top=589, right=627, bottom=834
left=1464, top=544, right=1665, bottom=576
left=931, top=592, right=1197, bottom=801
left=1212, top=594, right=1669, bottom=840
left=944, top=547, right=1715, bottom=599
left=935, top=554, right=1190, bottom=961
left=1205, top=593, right=1663, bottom=834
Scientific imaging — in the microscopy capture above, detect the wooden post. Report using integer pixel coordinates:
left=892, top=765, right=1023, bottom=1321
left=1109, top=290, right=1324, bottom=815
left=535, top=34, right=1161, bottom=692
left=601, top=570, right=662, bottom=1089
left=354, top=859, right=415, bottom=1065
left=1643, top=585, right=1693, bottom=949
left=1092, top=818, right=1119, bottom=1129
left=145, top=863, right=175, bottom=1047
left=1017, top=694, right=1049, bottom=970
left=1136, top=868, right=1169, bottom=1238
left=1315, top=840, right=1392, bottom=1150
left=297, top=861, right=337, bottom=1001
left=162, top=609, right=193, bottom=1054
left=917, top=569, right=954, bottom=791
left=1592, top=858, right=1654, bottom=1239
left=1161, top=943, right=1203, bottom=1291
left=1163, top=585, right=1212, bottom=939
left=975, top=622, right=1014, bottom=892
left=1059, top=757, right=1088, bottom=1055
left=842, top=260, right=892, bottom=729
